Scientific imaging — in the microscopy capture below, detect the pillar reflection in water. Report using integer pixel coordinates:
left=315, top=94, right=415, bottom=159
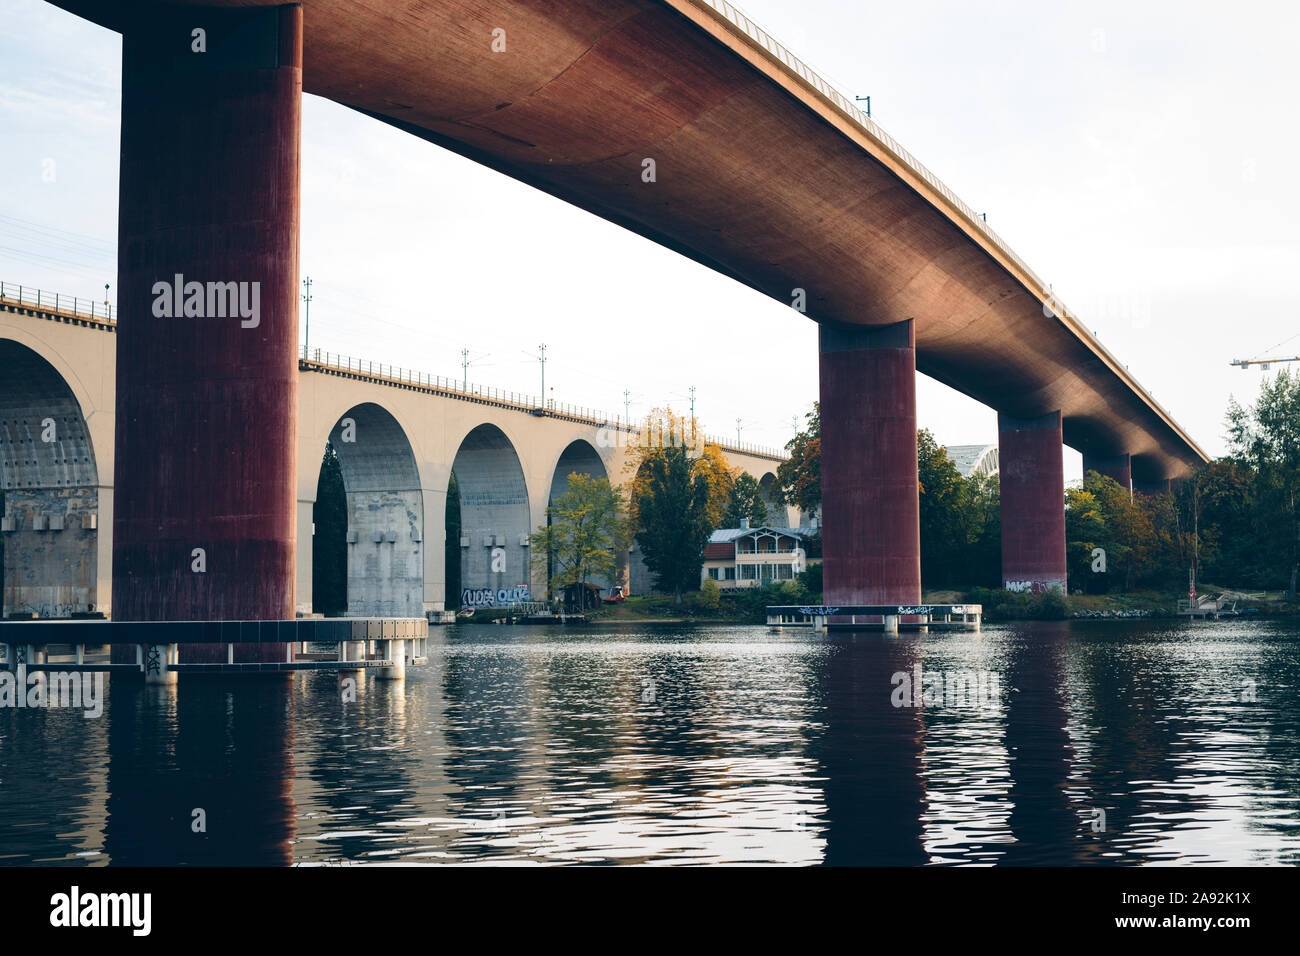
left=814, top=633, right=927, bottom=865
left=104, top=677, right=296, bottom=865
left=999, top=622, right=1086, bottom=864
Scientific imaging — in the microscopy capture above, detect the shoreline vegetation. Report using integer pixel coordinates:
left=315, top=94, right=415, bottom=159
left=586, top=586, right=1300, bottom=625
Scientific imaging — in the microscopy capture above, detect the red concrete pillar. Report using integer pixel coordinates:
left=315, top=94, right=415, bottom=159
left=999, top=411, right=1066, bottom=593
left=112, top=6, right=301, bottom=659
left=1083, top=452, right=1132, bottom=495
left=819, top=320, right=920, bottom=605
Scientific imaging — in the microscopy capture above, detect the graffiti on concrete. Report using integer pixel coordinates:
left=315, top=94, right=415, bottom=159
left=461, top=585, right=531, bottom=608
left=1003, top=580, right=1065, bottom=594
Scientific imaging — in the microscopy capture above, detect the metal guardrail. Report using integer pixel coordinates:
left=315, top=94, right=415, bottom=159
left=0, top=280, right=115, bottom=321
left=299, top=345, right=782, bottom=458
left=690, top=0, right=1202, bottom=460
left=0, top=278, right=782, bottom=458
left=693, top=0, right=1051, bottom=305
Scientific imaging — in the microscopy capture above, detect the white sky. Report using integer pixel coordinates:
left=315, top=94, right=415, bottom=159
left=2, top=0, right=1298, bottom=477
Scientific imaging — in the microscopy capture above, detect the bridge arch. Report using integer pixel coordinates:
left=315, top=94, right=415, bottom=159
left=758, top=471, right=791, bottom=527
left=320, top=402, right=424, bottom=616
left=544, top=438, right=617, bottom=601
left=449, top=423, right=532, bottom=610
left=0, top=338, right=101, bottom=616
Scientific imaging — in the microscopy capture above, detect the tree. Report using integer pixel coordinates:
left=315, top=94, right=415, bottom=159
left=724, top=472, right=769, bottom=528
left=777, top=403, right=820, bottom=517
left=530, top=473, right=630, bottom=603
left=625, top=408, right=737, bottom=602
left=918, top=430, right=965, bottom=585
left=959, top=471, right=1001, bottom=587
left=1226, top=369, right=1300, bottom=595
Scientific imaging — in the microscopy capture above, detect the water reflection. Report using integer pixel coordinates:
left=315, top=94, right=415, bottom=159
left=1, top=620, right=1298, bottom=865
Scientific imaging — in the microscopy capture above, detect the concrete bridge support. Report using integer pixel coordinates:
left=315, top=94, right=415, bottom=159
left=0, top=342, right=102, bottom=618
left=998, top=411, right=1067, bottom=593
left=818, top=320, right=920, bottom=606
left=330, top=405, right=424, bottom=617
left=1083, top=452, right=1132, bottom=495
left=111, top=5, right=301, bottom=660
left=452, top=425, right=532, bottom=610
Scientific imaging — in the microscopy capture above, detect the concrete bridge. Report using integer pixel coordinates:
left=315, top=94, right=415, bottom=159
left=30, top=0, right=1207, bottom=621
left=0, top=294, right=790, bottom=619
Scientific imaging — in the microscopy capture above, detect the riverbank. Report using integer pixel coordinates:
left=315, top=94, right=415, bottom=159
left=586, top=586, right=1300, bottom=625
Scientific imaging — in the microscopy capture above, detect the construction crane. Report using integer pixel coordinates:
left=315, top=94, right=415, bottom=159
left=1232, top=330, right=1300, bottom=370
left=1231, top=355, right=1300, bottom=370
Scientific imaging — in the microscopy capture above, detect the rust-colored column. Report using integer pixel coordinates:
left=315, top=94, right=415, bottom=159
left=113, top=5, right=301, bottom=661
left=999, top=411, right=1066, bottom=593
left=819, top=320, right=920, bottom=606
left=1083, top=452, right=1131, bottom=495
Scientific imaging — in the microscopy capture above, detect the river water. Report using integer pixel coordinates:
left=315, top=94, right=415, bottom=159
left=1, top=620, right=1298, bottom=866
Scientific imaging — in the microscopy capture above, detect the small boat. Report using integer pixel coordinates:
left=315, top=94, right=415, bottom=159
left=456, top=607, right=475, bottom=619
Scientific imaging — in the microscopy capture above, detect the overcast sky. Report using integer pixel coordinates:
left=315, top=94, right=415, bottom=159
left=2, top=0, right=1297, bottom=475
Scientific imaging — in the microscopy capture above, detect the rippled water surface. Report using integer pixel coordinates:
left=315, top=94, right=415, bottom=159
left=2, top=620, right=1299, bottom=865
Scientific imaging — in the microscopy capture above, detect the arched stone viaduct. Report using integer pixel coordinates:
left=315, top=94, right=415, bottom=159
left=0, top=301, right=790, bottom=619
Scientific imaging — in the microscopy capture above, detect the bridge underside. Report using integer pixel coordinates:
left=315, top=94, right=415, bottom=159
left=55, top=0, right=1203, bottom=481
left=40, top=0, right=1208, bottom=614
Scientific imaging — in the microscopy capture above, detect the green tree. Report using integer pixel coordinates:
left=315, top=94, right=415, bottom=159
left=777, top=403, right=820, bottom=517
left=918, top=430, right=965, bottom=585
left=631, top=443, right=715, bottom=603
left=1226, top=369, right=1300, bottom=595
left=530, top=473, right=629, bottom=602
left=959, top=470, right=1001, bottom=587
left=724, top=472, right=769, bottom=528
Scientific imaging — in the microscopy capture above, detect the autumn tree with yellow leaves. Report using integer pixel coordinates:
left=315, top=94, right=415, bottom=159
left=625, top=408, right=738, bottom=602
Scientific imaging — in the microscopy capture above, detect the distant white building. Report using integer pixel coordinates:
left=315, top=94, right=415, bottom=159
left=946, top=443, right=999, bottom=478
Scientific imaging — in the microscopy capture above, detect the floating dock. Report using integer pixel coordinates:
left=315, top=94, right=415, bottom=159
left=0, top=617, right=429, bottom=683
left=766, top=604, right=982, bottom=633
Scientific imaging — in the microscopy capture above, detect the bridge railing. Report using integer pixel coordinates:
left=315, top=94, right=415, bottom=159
left=299, top=345, right=781, bottom=458
left=692, top=1, right=1058, bottom=318
left=0, top=280, right=116, bottom=321
left=690, top=0, right=1193, bottom=452
left=1, top=276, right=781, bottom=459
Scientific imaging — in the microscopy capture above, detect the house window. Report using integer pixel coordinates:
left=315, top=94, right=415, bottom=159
left=776, top=564, right=793, bottom=580
left=707, top=567, right=720, bottom=580
left=739, top=564, right=758, bottom=580
left=724, top=567, right=736, bottom=580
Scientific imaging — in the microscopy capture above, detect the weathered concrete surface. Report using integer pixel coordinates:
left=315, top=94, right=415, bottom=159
left=1083, top=452, right=1132, bottom=495
left=819, top=320, right=920, bottom=606
left=111, top=4, right=301, bottom=655
left=330, top=404, right=424, bottom=616
left=0, top=339, right=104, bottom=618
